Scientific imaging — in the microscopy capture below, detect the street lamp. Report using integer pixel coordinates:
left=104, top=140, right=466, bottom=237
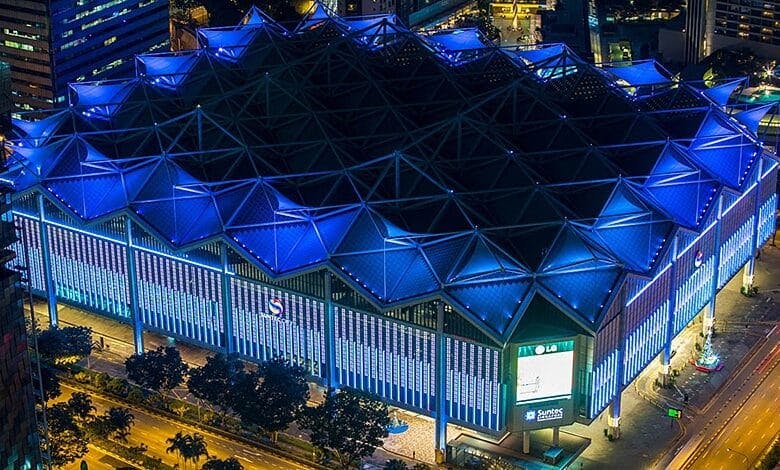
left=726, top=447, right=750, bottom=468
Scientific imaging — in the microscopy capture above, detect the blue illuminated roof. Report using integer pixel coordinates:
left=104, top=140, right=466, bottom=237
left=3, top=3, right=771, bottom=341
left=604, top=60, right=670, bottom=87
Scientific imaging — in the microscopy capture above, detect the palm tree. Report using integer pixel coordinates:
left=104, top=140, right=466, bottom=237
left=67, top=392, right=96, bottom=424
left=167, top=432, right=209, bottom=470
left=106, top=407, right=134, bottom=442
left=182, top=433, right=209, bottom=469
left=166, top=431, right=188, bottom=469
left=201, top=457, right=243, bottom=470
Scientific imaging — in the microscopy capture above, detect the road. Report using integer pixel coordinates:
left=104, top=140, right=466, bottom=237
left=656, top=327, right=780, bottom=469
left=63, top=445, right=130, bottom=470
left=56, top=384, right=311, bottom=470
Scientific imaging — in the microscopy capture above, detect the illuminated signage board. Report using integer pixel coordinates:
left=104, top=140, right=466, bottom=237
left=516, top=340, right=574, bottom=404
left=524, top=407, right=565, bottom=423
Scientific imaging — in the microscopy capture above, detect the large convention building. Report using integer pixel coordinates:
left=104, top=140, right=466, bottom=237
left=1, top=3, right=777, bottom=460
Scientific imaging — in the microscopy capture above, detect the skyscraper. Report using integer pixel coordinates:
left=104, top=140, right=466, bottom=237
left=684, top=0, right=707, bottom=64
left=0, top=61, right=9, bottom=133
left=0, top=130, right=41, bottom=468
left=0, top=0, right=170, bottom=114
left=712, top=0, right=780, bottom=57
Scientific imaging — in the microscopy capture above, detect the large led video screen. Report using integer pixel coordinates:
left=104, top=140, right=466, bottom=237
left=516, top=340, right=574, bottom=404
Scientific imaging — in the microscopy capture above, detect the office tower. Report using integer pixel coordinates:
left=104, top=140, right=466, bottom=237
left=684, top=0, right=707, bottom=63
left=712, top=0, right=780, bottom=57
left=0, top=0, right=170, bottom=114
left=0, top=152, right=41, bottom=468
left=0, top=61, right=9, bottom=133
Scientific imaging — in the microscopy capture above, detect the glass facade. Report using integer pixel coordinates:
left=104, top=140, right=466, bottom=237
left=0, top=0, right=169, bottom=113
left=714, top=0, right=780, bottom=45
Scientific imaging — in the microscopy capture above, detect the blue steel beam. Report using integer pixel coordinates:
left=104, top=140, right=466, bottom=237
left=37, top=194, right=58, bottom=328
left=125, top=218, right=144, bottom=355
left=703, top=194, right=725, bottom=334
left=661, top=235, right=679, bottom=383
left=434, top=300, right=447, bottom=460
left=221, top=243, right=235, bottom=354
left=743, top=157, right=765, bottom=291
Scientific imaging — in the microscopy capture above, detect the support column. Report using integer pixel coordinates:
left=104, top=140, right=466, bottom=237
left=743, top=157, right=764, bottom=293
left=434, top=301, right=447, bottom=464
left=324, top=272, right=338, bottom=389
left=660, top=235, right=679, bottom=387
left=552, top=427, right=560, bottom=447
left=611, top=284, right=627, bottom=440
left=220, top=244, right=234, bottom=354
left=608, top=395, right=621, bottom=440
left=37, top=194, right=58, bottom=327
left=742, top=260, right=755, bottom=293
left=702, top=301, right=716, bottom=336
left=703, top=194, right=724, bottom=336
left=125, top=218, right=144, bottom=355
left=522, top=431, right=531, bottom=454
left=660, top=344, right=672, bottom=387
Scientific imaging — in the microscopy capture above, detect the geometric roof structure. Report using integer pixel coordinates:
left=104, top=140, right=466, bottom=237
left=2, top=3, right=770, bottom=343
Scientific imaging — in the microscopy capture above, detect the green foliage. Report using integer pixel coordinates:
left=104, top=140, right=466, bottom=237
left=126, top=387, right=145, bottom=404
left=67, top=392, right=97, bottom=423
left=91, top=437, right=172, bottom=470
left=384, top=459, right=408, bottom=469
left=299, top=387, right=390, bottom=468
left=94, top=372, right=110, bottom=390
left=46, top=393, right=98, bottom=467
left=125, top=346, right=188, bottom=393
left=166, top=431, right=210, bottom=469
left=37, top=326, right=93, bottom=363
left=412, top=464, right=430, bottom=470
left=201, top=456, right=244, bottom=470
left=230, top=356, right=309, bottom=441
left=758, top=439, right=780, bottom=470
left=187, top=353, right=245, bottom=407
left=90, top=407, right=135, bottom=443
left=106, top=377, right=131, bottom=397
left=38, top=363, right=61, bottom=401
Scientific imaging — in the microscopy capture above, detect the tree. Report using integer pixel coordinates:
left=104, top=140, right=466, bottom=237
left=37, top=326, right=93, bottom=363
left=125, top=346, right=188, bottom=393
left=38, top=363, right=61, bottom=401
left=166, top=431, right=189, bottom=468
left=187, top=353, right=245, bottom=407
left=91, top=407, right=135, bottom=442
left=181, top=433, right=209, bottom=469
left=167, top=431, right=209, bottom=470
left=299, top=387, right=390, bottom=468
left=66, top=392, right=96, bottom=425
left=201, top=456, right=244, bottom=470
left=47, top=402, right=90, bottom=467
left=230, top=357, right=309, bottom=443
left=385, top=459, right=408, bottom=469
